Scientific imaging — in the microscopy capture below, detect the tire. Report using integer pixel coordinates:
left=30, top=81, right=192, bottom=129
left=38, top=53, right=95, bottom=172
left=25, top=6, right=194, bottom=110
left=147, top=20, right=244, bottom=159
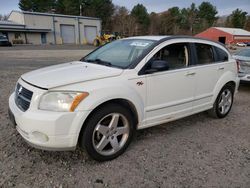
left=79, top=103, right=135, bottom=161
left=208, top=84, right=234, bottom=118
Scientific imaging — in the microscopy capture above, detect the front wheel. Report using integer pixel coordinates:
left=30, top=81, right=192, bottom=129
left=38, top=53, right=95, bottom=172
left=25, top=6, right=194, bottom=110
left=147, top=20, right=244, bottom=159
left=208, top=84, right=234, bottom=118
left=79, top=104, right=135, bottom=161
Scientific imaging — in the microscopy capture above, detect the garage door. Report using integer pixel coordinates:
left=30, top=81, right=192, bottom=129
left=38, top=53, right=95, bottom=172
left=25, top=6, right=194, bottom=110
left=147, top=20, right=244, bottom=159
left=60, top=25, right=75, bottom=44
left=84, top=26, right=97, bottom=44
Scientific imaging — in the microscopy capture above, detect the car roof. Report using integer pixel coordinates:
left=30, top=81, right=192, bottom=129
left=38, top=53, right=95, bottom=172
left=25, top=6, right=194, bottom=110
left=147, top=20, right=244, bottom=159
left=124, top=35, right=227, bottom=50
left=125, top=36, right=170, bottom=41
left=124, top=35, right=225, bottom=45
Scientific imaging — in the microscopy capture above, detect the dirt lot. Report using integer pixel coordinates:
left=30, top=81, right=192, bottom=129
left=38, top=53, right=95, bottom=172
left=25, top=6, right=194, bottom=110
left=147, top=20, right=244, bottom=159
left=0, top=45, right=250, bottom=187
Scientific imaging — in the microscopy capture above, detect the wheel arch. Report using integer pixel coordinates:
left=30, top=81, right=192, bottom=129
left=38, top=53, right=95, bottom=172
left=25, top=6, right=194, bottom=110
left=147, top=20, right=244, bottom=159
left=77, top=98, right=140, bottom=144
left=212, top=71, right=237, bottom=103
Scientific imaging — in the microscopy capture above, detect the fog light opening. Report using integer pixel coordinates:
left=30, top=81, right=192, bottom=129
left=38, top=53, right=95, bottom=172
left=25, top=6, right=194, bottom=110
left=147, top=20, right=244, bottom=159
left=31, top=131, right=49, bottom=143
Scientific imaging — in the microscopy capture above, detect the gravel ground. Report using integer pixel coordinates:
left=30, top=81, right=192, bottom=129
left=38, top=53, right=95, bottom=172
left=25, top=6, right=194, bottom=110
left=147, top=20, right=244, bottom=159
left=0, top=46, right=250, bottom=187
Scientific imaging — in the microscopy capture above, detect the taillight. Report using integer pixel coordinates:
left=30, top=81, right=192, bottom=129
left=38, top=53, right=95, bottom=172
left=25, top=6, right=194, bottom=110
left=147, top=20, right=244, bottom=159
left=236, top=60, right=240, bottom=72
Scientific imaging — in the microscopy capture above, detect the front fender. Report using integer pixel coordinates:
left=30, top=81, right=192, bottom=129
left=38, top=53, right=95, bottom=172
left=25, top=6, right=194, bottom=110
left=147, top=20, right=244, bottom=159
left=76, top=84, right=145, bottom=124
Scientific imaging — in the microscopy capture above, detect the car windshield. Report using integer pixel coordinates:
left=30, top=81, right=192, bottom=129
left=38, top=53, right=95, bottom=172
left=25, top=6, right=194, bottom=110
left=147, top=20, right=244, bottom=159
left=82, top=39, right=155, bottom=69
left=235, top=49, right=250, bottom=57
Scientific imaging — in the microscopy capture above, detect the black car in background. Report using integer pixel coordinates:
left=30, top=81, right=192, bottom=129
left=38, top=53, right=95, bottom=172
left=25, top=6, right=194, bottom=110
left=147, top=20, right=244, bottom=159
left=0, top=35, right=12, bottom=46
left=244, top=42, right=250, bottom=46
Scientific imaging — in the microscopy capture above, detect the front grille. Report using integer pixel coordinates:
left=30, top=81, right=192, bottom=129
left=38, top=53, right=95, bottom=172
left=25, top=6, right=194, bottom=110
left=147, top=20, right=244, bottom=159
left=15, top=83, right=33, bottom=112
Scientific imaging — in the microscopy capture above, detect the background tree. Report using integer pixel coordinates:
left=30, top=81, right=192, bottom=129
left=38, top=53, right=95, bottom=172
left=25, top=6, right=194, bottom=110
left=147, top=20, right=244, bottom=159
left=112, top=6, right=129, bottom=35
left=149, top=12, right=161, bottom=35
left=56, top=0, right=80, bottom=15
left=179, top=3, right=199, bottom=35
left=112, top=6, right=136, bottom=36
left=19, top=0, right=55, bottom=12
left=168, top=7, right=182, bottom=34
left=159, top=11, right=173, bottom=35
left=226, top=9, right=248, bottom=28
left=81, top=0, right=114, bottom=31
left=125, top=15, right=137, bottom=36
left=159, top=7, right=181, bottom=35
left=215, top=16, right=227, bottom=27
left=197, top=1, right=218, bottom=31
left=0, top=14, right=8, bottom=21
left=244, top=16, right=250, bottom=31
left=225, top=16, right=233, bottom=27
left=16, top=1, right=250, bottom=36
left=131, top=4, right=150, bottom=35
left=19, top=0, right=34, bottom=11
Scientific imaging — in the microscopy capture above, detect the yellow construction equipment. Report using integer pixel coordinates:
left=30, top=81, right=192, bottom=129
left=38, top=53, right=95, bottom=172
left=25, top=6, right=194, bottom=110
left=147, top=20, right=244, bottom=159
left=93, top=32, right=121, bottom=47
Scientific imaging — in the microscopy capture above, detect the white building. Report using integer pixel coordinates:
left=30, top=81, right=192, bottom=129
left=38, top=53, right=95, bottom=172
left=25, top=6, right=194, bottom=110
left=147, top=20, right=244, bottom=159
left=0, top=10, right=102, bottom=45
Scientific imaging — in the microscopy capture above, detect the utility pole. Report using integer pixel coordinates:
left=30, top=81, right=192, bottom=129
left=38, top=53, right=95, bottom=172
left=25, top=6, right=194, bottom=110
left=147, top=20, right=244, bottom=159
left=79, top=1, right=89, bottom=16
left=80, top=4, right=82, bottom=16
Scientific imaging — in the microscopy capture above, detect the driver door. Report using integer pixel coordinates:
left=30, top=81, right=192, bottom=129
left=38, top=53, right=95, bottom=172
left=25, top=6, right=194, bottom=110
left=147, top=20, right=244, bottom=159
left=144, top=42, right=196, bottom=127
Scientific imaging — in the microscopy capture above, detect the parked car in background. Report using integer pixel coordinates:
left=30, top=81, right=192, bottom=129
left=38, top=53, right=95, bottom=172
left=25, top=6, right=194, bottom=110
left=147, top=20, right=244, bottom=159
left=233, top=49, right=250, bottom=82
left=9, top=36, right=239, bottom=161
left=236, top=42, right=247, bottom=47
left=0, top=35, right=12, bottom=46
left=244, top=42, right=250, bottom=46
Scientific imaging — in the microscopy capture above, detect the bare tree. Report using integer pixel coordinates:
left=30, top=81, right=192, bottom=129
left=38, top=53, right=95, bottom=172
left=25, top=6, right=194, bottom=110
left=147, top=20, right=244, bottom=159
left=112, top=6, right=130, bottom=35
left=149, top=12, right=161, bottom=35
left=112, top=6, right=137, bottom=36
left=0, top=14, right=8, bottom=21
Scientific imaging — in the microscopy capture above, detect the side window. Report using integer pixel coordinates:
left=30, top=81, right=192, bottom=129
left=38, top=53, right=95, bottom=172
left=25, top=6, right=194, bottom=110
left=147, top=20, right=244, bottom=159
left=151, top=43, right=189, bottom=70
left=215, top=47, right=228, bottom=62
left=195, top=43, right=214, bottom=65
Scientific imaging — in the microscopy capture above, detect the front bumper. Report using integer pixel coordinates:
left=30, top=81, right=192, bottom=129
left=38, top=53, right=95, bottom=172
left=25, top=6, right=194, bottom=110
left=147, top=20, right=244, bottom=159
left=0, top=41, right=11, bottom=46
left=8, top=92, right=90, bottom=151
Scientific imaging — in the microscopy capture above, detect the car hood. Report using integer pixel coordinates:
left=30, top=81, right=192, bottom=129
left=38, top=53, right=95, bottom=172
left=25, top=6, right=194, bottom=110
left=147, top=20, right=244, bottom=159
left=21, top=61, right=123, bottom=89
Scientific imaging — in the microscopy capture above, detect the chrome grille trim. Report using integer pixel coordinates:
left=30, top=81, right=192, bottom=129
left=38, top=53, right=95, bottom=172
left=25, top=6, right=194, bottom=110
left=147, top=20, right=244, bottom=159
left=15, top=83, right=33, bottom=112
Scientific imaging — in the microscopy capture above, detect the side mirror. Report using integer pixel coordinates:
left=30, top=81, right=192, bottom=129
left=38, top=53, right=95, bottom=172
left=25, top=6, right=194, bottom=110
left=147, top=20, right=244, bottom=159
left=145, top=60, right=169, bottom=74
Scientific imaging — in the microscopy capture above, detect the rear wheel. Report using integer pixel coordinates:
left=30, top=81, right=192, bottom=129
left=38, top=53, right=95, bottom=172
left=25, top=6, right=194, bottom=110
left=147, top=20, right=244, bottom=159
left=79, top=104, right=135, bottom=161
left=208, top=84, right=234, bottom=118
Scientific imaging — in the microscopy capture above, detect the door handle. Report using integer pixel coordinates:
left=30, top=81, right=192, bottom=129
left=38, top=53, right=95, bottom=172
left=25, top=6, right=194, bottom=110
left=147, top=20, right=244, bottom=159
left=186, top=72, right=196, bottom=76
left=218, top=67, right=225, bottom=70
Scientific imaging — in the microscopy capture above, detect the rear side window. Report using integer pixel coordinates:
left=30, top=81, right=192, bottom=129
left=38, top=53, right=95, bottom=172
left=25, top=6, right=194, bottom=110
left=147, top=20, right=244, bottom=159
left=215, top=47, right=228, bottom=62
left=195, top=43, right=215, bottom=65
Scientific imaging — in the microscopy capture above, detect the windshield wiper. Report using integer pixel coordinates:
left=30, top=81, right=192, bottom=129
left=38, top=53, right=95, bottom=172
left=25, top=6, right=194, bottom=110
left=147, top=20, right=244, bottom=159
left=85, top=58, right=112, bottom=67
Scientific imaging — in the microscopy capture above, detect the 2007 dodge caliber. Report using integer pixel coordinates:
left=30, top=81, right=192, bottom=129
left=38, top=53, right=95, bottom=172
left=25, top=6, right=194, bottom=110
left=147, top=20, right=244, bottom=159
left=9, top=36, right=240, bottom=161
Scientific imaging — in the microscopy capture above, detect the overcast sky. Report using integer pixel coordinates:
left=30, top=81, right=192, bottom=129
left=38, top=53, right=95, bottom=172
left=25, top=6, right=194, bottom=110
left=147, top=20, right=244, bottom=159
left=0, top=0, right=250, bottom=16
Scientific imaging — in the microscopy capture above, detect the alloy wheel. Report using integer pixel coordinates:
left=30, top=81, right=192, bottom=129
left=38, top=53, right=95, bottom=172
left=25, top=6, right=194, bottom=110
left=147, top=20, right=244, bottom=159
left=92, top=113, right=130, bottom=156
left=218, top=89, right=232, bottom=115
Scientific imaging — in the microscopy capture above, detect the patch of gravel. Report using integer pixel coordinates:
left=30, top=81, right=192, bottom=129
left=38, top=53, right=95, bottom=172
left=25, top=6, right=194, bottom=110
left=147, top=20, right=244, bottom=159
left=0, top=48, right=249, bottom=187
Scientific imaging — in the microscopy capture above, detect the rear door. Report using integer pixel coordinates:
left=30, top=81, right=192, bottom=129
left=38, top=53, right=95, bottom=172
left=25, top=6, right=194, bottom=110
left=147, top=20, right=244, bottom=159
left=192, top=43, right=227, bottom=112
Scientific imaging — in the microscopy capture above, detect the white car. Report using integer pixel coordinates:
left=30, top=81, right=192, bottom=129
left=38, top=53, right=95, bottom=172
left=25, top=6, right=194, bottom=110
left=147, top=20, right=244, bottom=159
left=236, top=42, right=247, bottom=47
left=233, top=49, right=250, bottom=82
left=9, top=36, right=239, bottom=161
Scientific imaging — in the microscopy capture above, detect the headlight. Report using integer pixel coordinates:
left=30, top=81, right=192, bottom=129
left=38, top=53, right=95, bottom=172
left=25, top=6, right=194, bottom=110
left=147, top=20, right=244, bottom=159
left=39, top=92, right=89, bottom=112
